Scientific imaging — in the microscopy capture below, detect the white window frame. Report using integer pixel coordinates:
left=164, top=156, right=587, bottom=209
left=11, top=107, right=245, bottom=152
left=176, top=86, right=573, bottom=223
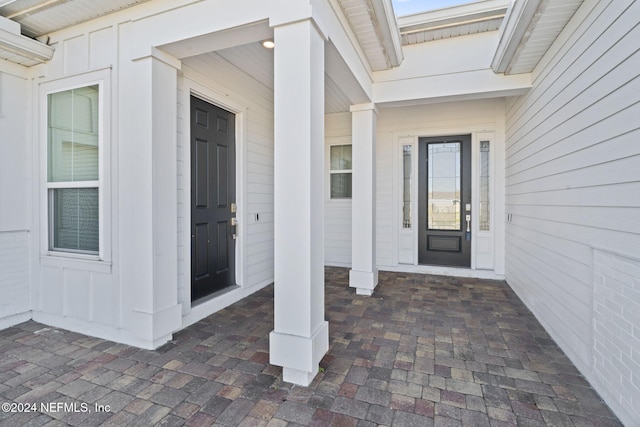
left=40, top=69, right=111, bottom=264
left=327, top=141, right=353, bottom=200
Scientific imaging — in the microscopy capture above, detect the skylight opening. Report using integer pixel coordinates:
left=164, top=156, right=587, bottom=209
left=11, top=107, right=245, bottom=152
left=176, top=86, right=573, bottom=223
left=391, top=0, right=480, bottom=17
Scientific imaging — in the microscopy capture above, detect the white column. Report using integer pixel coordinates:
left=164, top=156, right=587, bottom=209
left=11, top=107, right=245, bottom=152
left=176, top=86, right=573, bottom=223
left=120, top=47, right=182, bottom=348
left=269, top=18, right=329, bottom=386
left=349, top=103, right=378, bottom=296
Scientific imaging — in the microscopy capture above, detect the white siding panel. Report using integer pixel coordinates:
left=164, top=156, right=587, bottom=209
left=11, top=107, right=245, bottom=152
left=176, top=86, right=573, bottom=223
left=40, top=266, right=64, bottom=315
left=0, top=73, right=30, bottom=327
left=505, top=253, right=591, bottom=361
left=91, top=273, right=118, bottom=326
left=65, top=269, right=91, bottom=320
left=504, top=1, right=640, bottom=424
left=324, top=114, right=352, bottom=266
left=325, top=202, right=352, bottom=266
left=592, top=249, right=640, bottom=424
left=0, top=72, right=28, bottom=231
left=89, top=27, right=115, bottom=70
left=0, top=232, right=30, bottom=326
left=63, top=34, right=88, bottom=75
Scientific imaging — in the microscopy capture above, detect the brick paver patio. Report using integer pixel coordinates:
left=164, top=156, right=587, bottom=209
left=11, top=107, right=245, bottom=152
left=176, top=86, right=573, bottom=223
left=0, top=267, right=623, bottom=426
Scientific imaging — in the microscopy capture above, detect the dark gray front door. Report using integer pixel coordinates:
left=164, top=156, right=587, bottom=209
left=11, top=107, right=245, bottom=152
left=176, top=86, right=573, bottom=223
left=190, top=96, right=236, bottom=301
left=418, top=135, right=471, bottom=267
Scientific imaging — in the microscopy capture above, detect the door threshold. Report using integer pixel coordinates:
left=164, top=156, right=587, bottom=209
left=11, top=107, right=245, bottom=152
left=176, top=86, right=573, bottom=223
left=381, top=265, right=504, bottom=280
left=192, top=284, right=240, bottom=307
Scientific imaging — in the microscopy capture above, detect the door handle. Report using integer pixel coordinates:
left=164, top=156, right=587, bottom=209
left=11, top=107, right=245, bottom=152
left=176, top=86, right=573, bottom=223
left=465, top=215, right=471, bottom=240
left=231, top=217, right=238, bottom=239
left=230, top=202, right=238, bottom=239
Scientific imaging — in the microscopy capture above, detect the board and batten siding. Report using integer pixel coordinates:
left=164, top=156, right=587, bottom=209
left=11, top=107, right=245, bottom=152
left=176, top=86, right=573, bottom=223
left=27, top=23, right=131, bottom=340
left=504, top=1, right=640, bottom=424
left=325, top=99, right=505, bottom=269
left=0, top=70, right=31, bottom=328
left=21, top=10, right=276, bottom=344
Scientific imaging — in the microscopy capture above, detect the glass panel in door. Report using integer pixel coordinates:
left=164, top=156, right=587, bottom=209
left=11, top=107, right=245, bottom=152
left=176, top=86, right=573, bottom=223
left=428, top=142, right=461, bottom=230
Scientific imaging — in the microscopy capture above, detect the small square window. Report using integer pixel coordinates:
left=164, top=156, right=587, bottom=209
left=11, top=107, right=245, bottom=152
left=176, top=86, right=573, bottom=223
left=330, top=145, right=352, bottom=199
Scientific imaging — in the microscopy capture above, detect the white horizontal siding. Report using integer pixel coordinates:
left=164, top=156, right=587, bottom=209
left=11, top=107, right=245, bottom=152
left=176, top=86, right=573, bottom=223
left=180, top=50, right=275, bottom=291
left=504, top=1, right=640, bottom=425
left=324, top=113, right=352, bottom=266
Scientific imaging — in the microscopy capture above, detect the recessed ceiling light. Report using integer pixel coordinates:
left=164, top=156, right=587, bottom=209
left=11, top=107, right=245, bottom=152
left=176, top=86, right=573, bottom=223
left=262, top=40, right=275, bottom=49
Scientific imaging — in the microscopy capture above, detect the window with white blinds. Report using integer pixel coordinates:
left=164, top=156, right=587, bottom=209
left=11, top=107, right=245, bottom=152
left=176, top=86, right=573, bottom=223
left=47, top=85, right=100, bottom=254
left=330, top=144, right=352, bottom=199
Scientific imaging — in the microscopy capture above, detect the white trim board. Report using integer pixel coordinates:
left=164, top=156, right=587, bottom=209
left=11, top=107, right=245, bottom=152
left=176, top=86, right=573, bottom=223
left=380, top=264, right=504, bottom=281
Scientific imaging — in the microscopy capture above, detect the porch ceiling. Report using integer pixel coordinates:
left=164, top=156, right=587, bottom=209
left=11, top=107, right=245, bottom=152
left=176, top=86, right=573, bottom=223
left=197, top=43, right=353, bottom=114
left=0, top=0, right=153, bottom=39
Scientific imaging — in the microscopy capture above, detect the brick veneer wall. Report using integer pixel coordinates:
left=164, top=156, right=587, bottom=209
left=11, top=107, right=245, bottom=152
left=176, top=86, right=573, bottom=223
left=592, top=248, right=640, bottom=424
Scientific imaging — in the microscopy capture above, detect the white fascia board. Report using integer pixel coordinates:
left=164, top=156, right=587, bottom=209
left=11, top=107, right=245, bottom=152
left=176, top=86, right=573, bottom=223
left=370, top=0, right=403, bottom=67
left=0, top=17, right=54, bottom=64
left=0, top=15, right=20, bottom=33
left=491, top=0, right=541, bottom=73
left=373, top=68, right=531, bottom=105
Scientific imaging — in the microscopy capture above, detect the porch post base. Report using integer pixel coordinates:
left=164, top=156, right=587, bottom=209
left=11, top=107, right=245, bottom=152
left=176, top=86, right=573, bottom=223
left=349, top=269, right=379, bottom=296
left=282, top=367, right=316, bottom=386
left=269, top=320, right=329, bottom=386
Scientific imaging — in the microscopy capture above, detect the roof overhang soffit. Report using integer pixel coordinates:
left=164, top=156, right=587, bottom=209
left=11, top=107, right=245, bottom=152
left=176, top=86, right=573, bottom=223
left=492, top=0, right=583, bottom=75
left=491, top=0, right=542, bottom=73
left=337, top=0, right=403, bottom=71
left=0, top=16, right=53, bottom=66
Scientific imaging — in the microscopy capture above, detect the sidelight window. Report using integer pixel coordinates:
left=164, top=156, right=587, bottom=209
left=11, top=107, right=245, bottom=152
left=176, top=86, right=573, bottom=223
left=402, top=145, right=412, bottom=228
left=479, top=140, right=490, bottom=231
